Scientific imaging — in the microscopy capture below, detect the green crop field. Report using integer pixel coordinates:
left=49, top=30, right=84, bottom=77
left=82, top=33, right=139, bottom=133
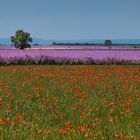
left=0, top=65, right=140, bottom=140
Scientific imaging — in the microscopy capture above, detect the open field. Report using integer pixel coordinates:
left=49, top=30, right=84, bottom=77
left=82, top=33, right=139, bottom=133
left=0, top=46, right=140, bottom=65
left=0, top=45, right=140, bottom=50
left=0, top=65, right=140, bottom=139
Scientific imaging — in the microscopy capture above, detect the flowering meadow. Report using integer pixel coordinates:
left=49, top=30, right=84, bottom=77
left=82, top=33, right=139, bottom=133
left=0, top=47, right=140, bottom=65
left=0, top=65, right=140, bottom=139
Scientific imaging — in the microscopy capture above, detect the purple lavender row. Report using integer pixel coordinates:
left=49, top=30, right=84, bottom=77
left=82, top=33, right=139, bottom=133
left=0, top=50, right=140, bottom=61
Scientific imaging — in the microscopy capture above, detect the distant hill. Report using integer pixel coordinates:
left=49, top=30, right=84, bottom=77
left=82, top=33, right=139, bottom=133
left=112, top=39, right=140, bottom=44
left=0, top=38, right=56, bottom=46
left=0, top=38, right=140, bottom=46
left=0, top=38, right=11, bottom=46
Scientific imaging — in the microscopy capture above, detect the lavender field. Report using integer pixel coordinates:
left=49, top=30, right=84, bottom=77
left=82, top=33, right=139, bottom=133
left=0, top=46, right=140, bottom=65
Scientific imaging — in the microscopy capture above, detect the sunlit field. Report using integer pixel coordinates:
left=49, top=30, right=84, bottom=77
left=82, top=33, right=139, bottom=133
left=0, top=45, right=140, bottom=65
left=0, top=65, right=140, bottom=139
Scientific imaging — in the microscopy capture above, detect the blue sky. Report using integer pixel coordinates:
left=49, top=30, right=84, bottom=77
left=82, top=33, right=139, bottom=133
left=0, top=0, right=140, bottom=40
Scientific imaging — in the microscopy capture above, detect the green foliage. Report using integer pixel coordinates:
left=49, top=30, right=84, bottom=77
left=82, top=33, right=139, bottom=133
left=11, top=30, right=32, bottom=49
left=104, top=40, right=112, bottom=47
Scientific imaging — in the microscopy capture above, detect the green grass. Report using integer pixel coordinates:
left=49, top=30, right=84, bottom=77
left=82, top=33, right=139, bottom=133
left=0, top=65, right=140, bottom=140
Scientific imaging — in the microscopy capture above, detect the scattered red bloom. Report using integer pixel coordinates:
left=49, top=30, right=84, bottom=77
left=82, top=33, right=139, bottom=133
left=22, top=121, right=27, bottom=125
left=85, top=123, right=90, bottom=128
left=6, top=109, right=13, bottom=113
left=115, top=132, right=121, bottom=137
left=84, top=132, right=89, bottom=137
left=59, top=129, right=67, bottom=134
left=125, top=135, right=129, bottom=139
left=37, top=130, right=43, bottom=134
left=75, top=89, right=79, bottom=96
left=0, top=98, right=3, bottom=105
left=126, top=109, right=131, bottom=113
left=66, top=121, right=72, bottom=130
left=16, top=113, right=22, bottom=119
left=6, top=118, right=11, bottom=124
left=0, top=118, right=4, bottom=125
left=78, top=126, right=85, bottom=132
left=123, top=100, right=131, bottom=106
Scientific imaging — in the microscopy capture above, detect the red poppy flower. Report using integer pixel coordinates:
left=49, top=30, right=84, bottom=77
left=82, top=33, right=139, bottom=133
left=16, top=113, right=22, bottom=119
left=115, top=132, right=121, bottom=137
left=37, top=130, right=43, bottom=134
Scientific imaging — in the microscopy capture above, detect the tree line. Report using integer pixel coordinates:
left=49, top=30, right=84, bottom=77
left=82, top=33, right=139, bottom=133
left=4, top=29, right=113, bottom=49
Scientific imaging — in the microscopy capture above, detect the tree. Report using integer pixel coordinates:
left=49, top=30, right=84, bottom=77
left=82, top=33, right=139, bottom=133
left=11, top=30, right=32, bottom=49
left=104, top=40, right=112, bottom=47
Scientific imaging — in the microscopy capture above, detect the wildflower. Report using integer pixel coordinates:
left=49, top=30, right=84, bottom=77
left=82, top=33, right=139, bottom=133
left=16, top=113, right=22, bottom=119
left=125, top=135, right=129, bottom=139
left=59, top=129, right=67, bottom=134
left=109, top=116, right=113, bottom=122
left=126, top=109, right=131, bottom=113
left=42, top=88, right=46, bottom=91
left=37, top=130, right=43, bottom=134
left=85, top=123, right=90, bottom=128
left=77, top=126, right=85, bottom=132
left=77, top=85, right=81, bottom=88
left=66, top=121, right=72, bottom=130
left=96, top=108, right=100, bottom=111
left=0, top=118, right=4, bottom=125
left=66, top=121, right=70, bottom=127
left=37, top=94, right=41, bottom=98
left=0, top=98, right=3, bottom=105
left=75, top=89, right=79, bottom=96
left=6, top=118, right=11, bottom=124
left=123, top=100, right=131, bottom=106
left=84, top=132, right=89, bottom=137
left=115, top=132, right=121, bottom=137
left=136, top=98, right=140, bottom=101
left=22, top=121, right=27, bottom=125
left=80, top=97, right=85, bottom=101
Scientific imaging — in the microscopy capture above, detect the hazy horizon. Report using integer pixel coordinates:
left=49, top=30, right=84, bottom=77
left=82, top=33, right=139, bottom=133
left=1, top=38, right=140, bottom=46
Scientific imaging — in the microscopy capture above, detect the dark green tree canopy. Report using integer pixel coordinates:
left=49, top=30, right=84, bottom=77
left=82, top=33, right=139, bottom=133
left=104, top=40, right=112, bottom=46
left=11, top=30, right=32, bottom=49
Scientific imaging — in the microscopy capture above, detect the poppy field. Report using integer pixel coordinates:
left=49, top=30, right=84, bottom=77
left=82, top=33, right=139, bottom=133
left=0, top=65, right=140, bottom=139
